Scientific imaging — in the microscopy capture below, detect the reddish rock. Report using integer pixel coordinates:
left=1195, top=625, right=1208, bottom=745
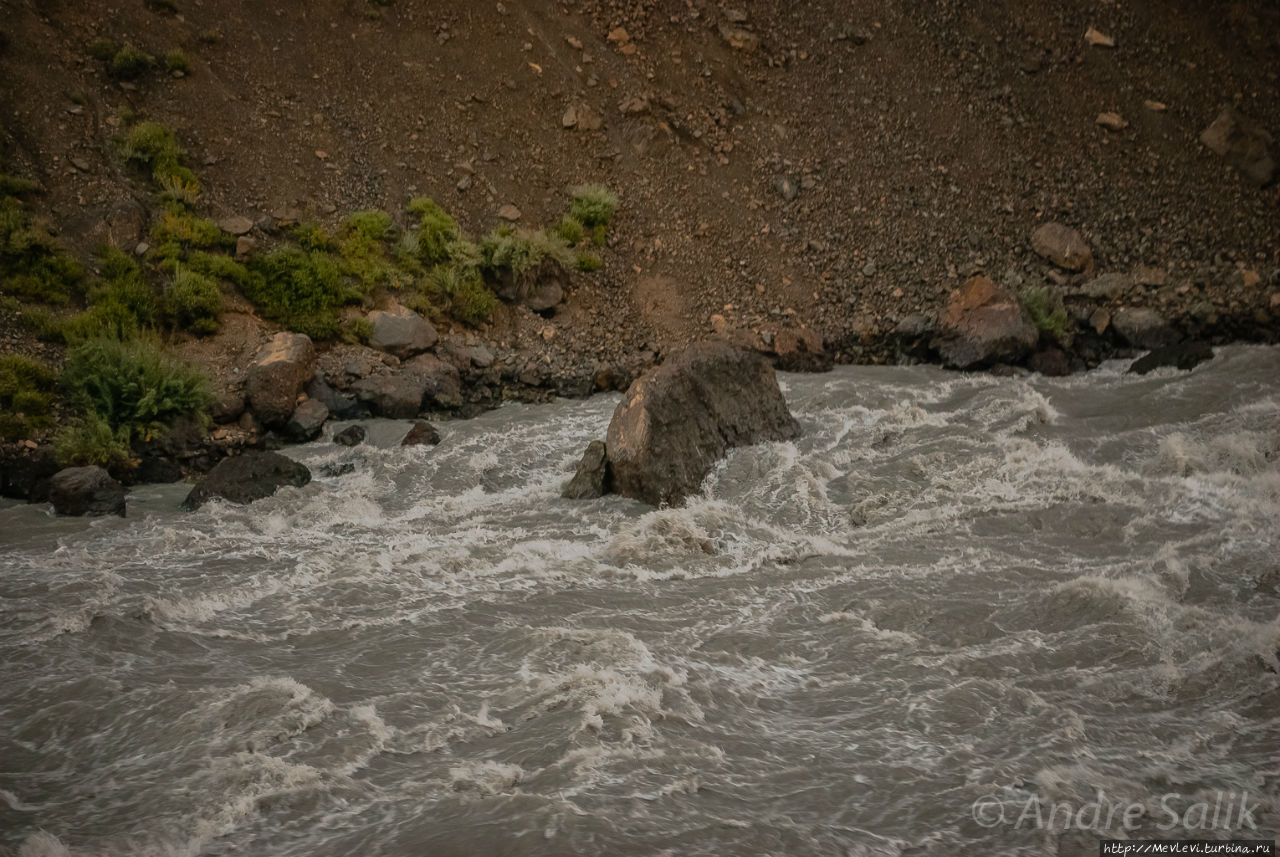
left=931, top=276, right=1039, bottom=369
left=1031, top=223, right=1094, bottom=273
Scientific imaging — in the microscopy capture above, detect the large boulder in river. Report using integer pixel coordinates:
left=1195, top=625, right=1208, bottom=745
left=245, top=332, right=316, bottom=427
left=49, top=466, right=126, bottom=517
left=1128, top=341, right=1213, bottom=375
left=562, top=440, right=608, bottom=499
left=367, top=304, right=439, bottom=358
left=931, top=275, right=1039, bottom=369
left=603, top=341, right=801, bottom=506
left=181, top=451, right=311, bottom=510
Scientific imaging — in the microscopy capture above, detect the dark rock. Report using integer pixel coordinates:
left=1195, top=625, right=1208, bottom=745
left=284, top=398, right=329, bottom=442
left=1200, top=107, right=1275, bottom=185
left=318, top=462, right=356, bottom=478
left=211, top=389, right=246, bottom=424
left=931, top=275, right=1039, bottom=369
left=332, top=425, right=366, bottom=447
left=245, top=332, right=316, bottom=427
left=305, top=372, right=365, bottom=420
left=1069, top=272, right=1130, bottom=300
left=1028, top=348, right=1071, bottom=377
left=894, top=313, right=935, bottom=338
left=525, top=280, right=564, bottom=314
left=404, top=354, right=463, bottom=409
left=604, top=342, right=801, bottom=506
left=1128, top=341, right=1214, bottom=375
left=49, top=466, right=126, bottom=517
left=401, top=420, right=441, bottom=446
left=351, top=373, right=428, bottom=418
left=136, top=456, right=184, bottom=484
left=0, top=444, right=60, bottom=501
left=181, top=451, right=311, bottom=510
left=367, top=304, right=439, bottom=358
left=562, top=440, right=608, bottom=499
left=1031, top=223, right=1094, bottom=273
left=1112, top=307, right=1178, bottom=349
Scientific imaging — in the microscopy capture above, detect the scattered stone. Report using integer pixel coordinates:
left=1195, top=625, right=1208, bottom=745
left=775, top=177, right=798, bottom=201
left=562, top=105, right=578, bottom=129
left=1084, top=27, right=1115, bottom=48
left=760, top=326, right=832, bottom=372
left=1096, top=112, right=1128, bottom=131
left=304, top=372, right=363, bottom=420
left=894, top=314, right=935, bottom=338
left=332, top=424, right=366, bottom=447
left=1200, top=107, right=1275, bottom=185
left=401, top=420, right=441, bottom=446
left=498, top=204, right=522, bottom=221
left=1240, top=269, right=1261, bottom=288
left=219, top=215, right=254, bottom=235
left=1129, top=341, right=1213, bottom=375
left=1144, top=100, right=1167, bottom=113
left=367, top=304, right=439, bottom=358
left=1031, top=223, right=1094, bottom=273
left=619, top=95, right=650, bottom=115
left=525, top=279, right=564, bottom=314
left=235, top=235, right=256, bottom=259
left=1071, top=272, right=1130, bottom=300
left=562, top=440, right=608, bottom=499
left=602, top=342, right=801, bottom=506
left=607, top=27, right=630, bottom=44
left=575, top=105, right=602, bottom=131
left=566, top=35, right=583, bottom=50
left=49, top=466, right=126, bottom=517
left=931, top=275, right=1039, bottom=369
left=470, top=345, right=495, bottom=368
left=719, top=23, right=760, bottom=51
left=405, top=353, right=463, bottom=409
left=181, top=451, right=311, bottom=510
left=1112, top=307, right=1179, bottom=349
left=1089, top=307, right=1111, bottom=334
left=69, top=156, right=90, bottom=172
left=246, top=332, right=316, bottom=427
left=284, top=398, right=328, bottom=442
left=1131, top=266, right=1167, bottom=287
left=351, top=373, right=428, bottom=419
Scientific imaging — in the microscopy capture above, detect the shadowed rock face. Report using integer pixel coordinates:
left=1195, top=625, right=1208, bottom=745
left=931, top=275, right=1039, bottom=369
left=562, top=440, right=608, bottom=499
left=49, top=466, right=126, bottom=517
left=180, top=451, right=311, bottom=510
left=603, top=341, right=800, bottom=507
left=245, top=333, right=316, bottom=428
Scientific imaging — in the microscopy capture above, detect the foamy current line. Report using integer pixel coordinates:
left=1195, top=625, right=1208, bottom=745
left=1, top=346, right=1277, bottom=857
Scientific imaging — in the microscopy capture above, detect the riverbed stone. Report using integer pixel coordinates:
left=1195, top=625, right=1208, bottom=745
left=931, top=275, right=1039, bottom=369
left=1112, top=307, right=1178, bottom=349
left=283, top=398, right=328, bottom=442
left=562, top=440, right=608, bottom=499
left=49, top=466, right=126, bottom=517
left=245, top=332, right=316, bottom=427
left=401, top=420, right=441, bottom=446
left=351, top=372, right=428, bottom=419
left=367, top=304, right=439, bottom=358
left=603, top=341, right=800, bottom=506
left=181, top=451, right=311, bottom=510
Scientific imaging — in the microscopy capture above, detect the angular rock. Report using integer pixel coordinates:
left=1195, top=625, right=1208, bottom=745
left=763, top=326, right=832, bottom=372
left=1112, top=307, right=1178, bottom=349
left=1128, top=341, right=1213, bottom=375
left=405, top=354, right=463, bottom=409
left=304, top=372, right=364, bottom=420
left=332, top=425, right=366, bottom=447
left=931, top=275, right=1039, bottom=369
left=181, top=451, right=311, bottom=510
left=49, top=466, right=126, bottom=517
left=498, top=204, right=521, bottom=222
left=525, top=280, right=564, bottom=314
left=1070, top=272, right=1130, bottom=300
left=1031, top=223, right=1094, bottom=273
left=246, top=332, right=316, bottom=427
left=284, top=398, right=329, bottom=442
left=604, top=342, right=801, bottom=506
left=1096, top=112, right=1128, bottom=131
left=401, top=420, right=441, bottom=446
left=319, top=462, right=356, bottom=478
left=367, top=304, right=439, bottom=358
left=211, top=388, right=246, bottom=424
left=1200, top=107, right=1275, bottom=185
left=562, top=440, right=608, bottom=499
left=351, top=373, right=428, bottom=419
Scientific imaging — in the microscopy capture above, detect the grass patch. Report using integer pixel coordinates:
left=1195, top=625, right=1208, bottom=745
left=108, top=44, right=153, bottom=80
left=407, top=197, right=458, bottom=266
left=1019, top=284, right=1070, bottom=340
left=479, top=226, right=572, bottom=279
left=340, top=317, right=374, bottom=345
left=119, top=121, right=200, bottom=191
left=54, top=412, right=134, bottom=469
left=0, top=354, right=57, bottom=441
left=165, top=266, right=222, bottom=335
left=198, top=29, right=223, bottom=45
left=164, top=49, right=191, bottom=75
left=150, top=209, right=231, bottom=264
left=569, top=184, right=618, bottom=230
left=338, top=210, right=406, bottom=289
left=553, top=215, right=585, bottom=246
left=293, top=221, right=336, bottom=252
left=576, top=251, right=602, bottom=272
left=243, top=246, right=357, bottom=340
left=0, top=174, right=39, bottom=197
left=0, top=196, right=84, bottom=305
left=425, top=263, right=495, bottom=326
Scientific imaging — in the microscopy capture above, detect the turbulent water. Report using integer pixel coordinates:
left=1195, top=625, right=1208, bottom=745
left=2, top=346, right=1278, bottom=857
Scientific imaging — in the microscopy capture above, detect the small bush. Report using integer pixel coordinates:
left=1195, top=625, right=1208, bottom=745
left=164, top=49, right=190, bottom=75
left=185, top=250, right=251, bottom=286
left=1019, top=284, right=1070, bottom=340
left=292, top=221, right=335, bottom=252
left=10, top=303, right=68, bottom=342
left=553, top=215, right=585, bottom=246
left=119, top=121, right=199, bottom=190
left=198, top=29, right=223, bottom=45
left=157, top=174, right=200, bottom=207
left=165, top=266, right=221, bottom=334
left=89, top=39, right=117, bottom=62
left=407, top=197, right=458, bottom=266
left=340, top=317, right=374, bottom=345
left=54, top=412, right=133, bottom=469
left=150, top=210, right=230, bottom=263
left=53, top=248, right=161, bottom=343
left=243, top=246, right=356, bottom=339
left=0, top=197, right=84, bottom=304
left=569, top=184, right=618, bottom=229
left=479, top=226, right=572, bottom=280
left=590, top=223, right=608, bottom=247
left=0, top=354, right=57, bottom=441
left=341, top=210, right=393, bottom=243
left=427, top=264, right=495, bottom=326
left=108, top=44, right=153, bottom=80
left=338, top=210, right=402, bottom=289
left=576, top=251, right=602, bottom=272
left=62, top=337, right=212, bottom=439
left=0, top=174, right=39, bottom=197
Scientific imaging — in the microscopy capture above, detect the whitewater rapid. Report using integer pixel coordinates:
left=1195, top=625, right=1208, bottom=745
left=2, top=346, right=1277, bottom=856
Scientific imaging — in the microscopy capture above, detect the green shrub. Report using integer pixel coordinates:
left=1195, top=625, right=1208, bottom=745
left=165, top=266, right=221, bottom=334
left=292, top=221, right=336, bottom=252
left=108, top=44, right=153, bottom=80
left=62, top=337, right=211, bottom=440
left=569, top=184, right=618, bottom=229
left=407, top=197, right=458, bottom=266
left=478, top=226, right=572, bottom=280
left=64, top=248, right=161, bottom=341
left=0, top=197, right=84, bottom=304
left=341, top=210, right=393, bottom=243
left=1019, top=284, right=1070, bottom=340
left=590, top=223, right=608, bottom=247
left=119, top=121, right=199, bottom=190
left=89, top=39, right=118, bottom=62
left=0, top=354, right=57, bottom=441
left=243, top=246, right=355, bottom=339
left=157, top=174, right=200, bottom=207
left=10, top=303, right=68, bottom=341
left=340, top=317, right=374, bottom=345
left=427, top=263, right=495, bottom=326
left=150, top=210, right=230, bottom=263
left=338, top=210, right=401, bottom=289
left=553, top=215, right=585, bottom=246
left=185, top=250, right=251, bottom=286
left=198, top=29, right=223, bottom=45
left=164, top=49, right=190, bottom=75
left=0, top=173, right=39, bottom=197
left=576, top=251, right=602, bottom=272
left=54, top=412, right=133, bottom=469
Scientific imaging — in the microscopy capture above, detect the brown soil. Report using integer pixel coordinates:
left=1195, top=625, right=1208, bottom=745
left=2, top=0, right=1278, bottom=375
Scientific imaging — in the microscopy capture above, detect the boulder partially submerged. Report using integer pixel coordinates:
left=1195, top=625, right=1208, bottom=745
left=49, top=466, right=126, bottom=517
left=588, top=341, right=800, bottom=506
left=181, top=451, right=311, bottom=510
